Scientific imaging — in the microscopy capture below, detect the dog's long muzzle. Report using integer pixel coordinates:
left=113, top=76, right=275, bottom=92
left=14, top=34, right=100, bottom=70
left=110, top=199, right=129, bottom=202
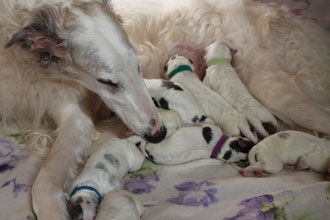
left=144, top=125, right=167, bottom=143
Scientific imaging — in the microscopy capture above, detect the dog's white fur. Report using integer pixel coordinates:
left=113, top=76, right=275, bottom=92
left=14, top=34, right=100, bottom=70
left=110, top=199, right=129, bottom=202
left=111, top=0, right=330, bottom=135
left=69, top=136, right=145, bottom=220
left=165, top=55, right=258, bottom=143
left=0, top=0, right=165, bottom=219
left=242, top=130, right=330, bottom=176
left=95, top=190, right=144, bottom=220
left=144, top=78, right=215, bottom=127
left=141, top=124, right=254, bottom=165
left=157, top=108, right=184, bottom=138
left=204, top=41, right=278, bottom=137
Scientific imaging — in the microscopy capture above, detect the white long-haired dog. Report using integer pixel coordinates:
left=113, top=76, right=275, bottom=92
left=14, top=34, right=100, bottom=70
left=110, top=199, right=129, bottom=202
left=111, top=0, right=330, bottom=135
left=0, top=0, right=166, bottom=219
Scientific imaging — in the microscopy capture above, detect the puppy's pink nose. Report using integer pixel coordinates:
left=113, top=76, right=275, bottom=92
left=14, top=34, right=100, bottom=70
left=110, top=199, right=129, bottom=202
left=144, top=126, right=167, bottom=143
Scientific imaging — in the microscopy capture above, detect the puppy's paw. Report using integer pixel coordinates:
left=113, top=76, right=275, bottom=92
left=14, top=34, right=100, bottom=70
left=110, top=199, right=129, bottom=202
left=243, top=106, right=278, bottom=137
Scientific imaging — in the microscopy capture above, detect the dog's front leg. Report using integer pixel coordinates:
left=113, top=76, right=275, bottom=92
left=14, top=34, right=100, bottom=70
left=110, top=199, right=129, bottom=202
left=32, top=102, right=94, bottom=220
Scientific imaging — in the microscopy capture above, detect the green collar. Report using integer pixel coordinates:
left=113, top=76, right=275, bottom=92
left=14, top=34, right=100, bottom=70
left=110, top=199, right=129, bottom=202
left=169, top=65, right=193, bottom=79
left=207, top=58, right=231, bottom=67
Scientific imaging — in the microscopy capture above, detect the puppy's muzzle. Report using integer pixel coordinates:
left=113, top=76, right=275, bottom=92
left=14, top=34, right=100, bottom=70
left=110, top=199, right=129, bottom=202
left=144, top=125, right=167, bottom=143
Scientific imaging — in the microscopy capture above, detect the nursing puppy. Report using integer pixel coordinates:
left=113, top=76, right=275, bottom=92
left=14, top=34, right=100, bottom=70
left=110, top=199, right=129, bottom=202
left=241, top=130, right=330, bottom=176
left=204, top=41, right=278, bottom=137
left=165, top=55, right=257, bottom=143
left=158, top=108, right=184, bottom=137
left=69, top=136, right=145, bottom=220
left=140, top=124, right=254, bottom=165
left=145, top=79, right=214, bottom=127
left=95, top=190, right=144, bottom=220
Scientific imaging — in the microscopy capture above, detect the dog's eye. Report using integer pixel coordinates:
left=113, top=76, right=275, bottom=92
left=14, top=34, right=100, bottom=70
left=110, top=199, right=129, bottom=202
left=97, top=78, right=118, bottom=88
left=164, top=65, right=168, bottom=72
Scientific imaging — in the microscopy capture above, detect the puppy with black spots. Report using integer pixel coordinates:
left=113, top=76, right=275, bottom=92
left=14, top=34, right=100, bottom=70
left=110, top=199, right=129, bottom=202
left=144, top=78, right=214, bottom=127
left=241, top=130, right=330, bottom=177
left=203, top=41, right=278, bottom=138
left=69, top=136, right=145, bottom=220
left=139, top=124, right=254, bottom=165
left=165, top=55, right=257, bottom=143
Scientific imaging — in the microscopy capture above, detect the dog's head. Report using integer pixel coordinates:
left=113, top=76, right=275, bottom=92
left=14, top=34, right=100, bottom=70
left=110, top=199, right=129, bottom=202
left=205, top=41, right=237, bottom=61
left=217, top=137, right=255, bottom=162
left=164, top=55, right=194, bottom=79
left=4, top=0, right=165, bottom=143
left=69, top=192, right=99, bottom=220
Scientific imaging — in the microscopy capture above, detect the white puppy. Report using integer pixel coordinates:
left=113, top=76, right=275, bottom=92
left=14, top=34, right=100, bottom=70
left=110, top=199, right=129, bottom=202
left=95, top=190, right=144, bottom=220
left=241, top=130, right=330, bottom=176
left=69, top=136, right=145, bottom=220
left=165, top=55, right=257, bottom=143
left=144, top=79, right=214, bottom=127
left=140, top=124, right=254, bottom=165
left=157, top=108, right=184, bottom=137
left=203, top=41, right=278, bottom=137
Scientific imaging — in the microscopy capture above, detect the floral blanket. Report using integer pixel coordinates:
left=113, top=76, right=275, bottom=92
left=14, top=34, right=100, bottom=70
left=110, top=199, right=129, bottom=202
left=1, top=132, right=330, bottom=220
left=1, top=0, right=330, bottom=220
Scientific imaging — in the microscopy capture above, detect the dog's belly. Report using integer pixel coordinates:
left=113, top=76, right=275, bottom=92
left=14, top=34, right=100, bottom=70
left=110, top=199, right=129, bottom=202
left=114, top=0, right=330, bottom=135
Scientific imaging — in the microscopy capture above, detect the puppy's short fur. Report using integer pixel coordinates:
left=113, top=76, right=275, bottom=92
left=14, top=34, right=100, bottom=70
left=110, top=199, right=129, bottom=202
left=204, top=41, right=278, bottom=137
left=242, top=130, right=330, bottom=176
left=165, top=55, right=257, bottom=143
left=95, top=190, right=144, bottom=220
left=69, top=136, right=145, bottom=220
left=145, top=79, right=214, bottom=127
left=141, top=124, right=254, bottom=165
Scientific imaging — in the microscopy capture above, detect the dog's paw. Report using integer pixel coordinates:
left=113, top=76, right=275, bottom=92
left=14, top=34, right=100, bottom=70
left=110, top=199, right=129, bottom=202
left=243, top=106, right=278, bottom=137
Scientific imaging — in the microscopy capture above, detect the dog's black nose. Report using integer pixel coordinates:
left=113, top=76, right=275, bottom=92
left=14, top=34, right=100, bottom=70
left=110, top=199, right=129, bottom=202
left=144, top=126, right=167, bottom=143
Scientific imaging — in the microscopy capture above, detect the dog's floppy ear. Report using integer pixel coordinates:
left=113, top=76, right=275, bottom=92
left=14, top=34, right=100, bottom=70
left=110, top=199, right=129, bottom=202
left=4, top=5, right=70, bottom=67
left=4, top=23, right=65, bottom=54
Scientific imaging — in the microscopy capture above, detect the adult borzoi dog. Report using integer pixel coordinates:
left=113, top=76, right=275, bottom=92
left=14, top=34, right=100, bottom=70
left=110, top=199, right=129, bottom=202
left=0, top=0, right=166, bottom=219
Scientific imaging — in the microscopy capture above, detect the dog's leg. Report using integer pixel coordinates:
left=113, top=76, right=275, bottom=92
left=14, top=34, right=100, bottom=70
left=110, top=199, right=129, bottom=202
left=32, top=102, right=94, bottom=220
left=241, top=161, right=265, bottom=177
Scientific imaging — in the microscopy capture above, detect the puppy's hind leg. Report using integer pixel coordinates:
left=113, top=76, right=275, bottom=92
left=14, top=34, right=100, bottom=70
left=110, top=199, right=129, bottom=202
left=241, top=161, right=265, bottom=177
left=32, top=102, right=94, bottom=220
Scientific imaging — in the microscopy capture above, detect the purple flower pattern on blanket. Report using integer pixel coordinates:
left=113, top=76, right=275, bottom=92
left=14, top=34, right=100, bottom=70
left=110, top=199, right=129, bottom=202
left=225, top=191, right=295, bottom=220
left=168, top=181, right=218, bottom=207
left=0, top=137, right=29, bottom=174
left=1, top=177, right=29, bottom=198
left=124, top=171, right=159, bottom=194
left=224, top=194, right=275, bottom=220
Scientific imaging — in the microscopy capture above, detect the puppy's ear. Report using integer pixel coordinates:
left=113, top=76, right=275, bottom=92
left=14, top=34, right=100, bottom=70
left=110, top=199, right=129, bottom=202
left=164, top=64, right=168, bottom=72
left=230, top=48, right=238, bottom=56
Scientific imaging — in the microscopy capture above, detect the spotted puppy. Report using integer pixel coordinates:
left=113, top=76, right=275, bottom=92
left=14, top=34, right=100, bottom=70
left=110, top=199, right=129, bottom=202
left=144, top=78, right=214, bottom=127
left=157, top=108, right=184, bottom=137
left=203, top=41, right=278, bottom=137
left=165, top=55, right=257, bottom=143
left=95, top=190, right=144, bottom=220
left=69, top=136, right=145, bottom=220
left=140, top=124, right=254, bottom=165
left=241, top=130, right=330, bottom=176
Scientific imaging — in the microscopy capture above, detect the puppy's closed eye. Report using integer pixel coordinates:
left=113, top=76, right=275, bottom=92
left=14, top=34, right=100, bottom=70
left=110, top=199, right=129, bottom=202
left=188, top=58, right=193, bottom=64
